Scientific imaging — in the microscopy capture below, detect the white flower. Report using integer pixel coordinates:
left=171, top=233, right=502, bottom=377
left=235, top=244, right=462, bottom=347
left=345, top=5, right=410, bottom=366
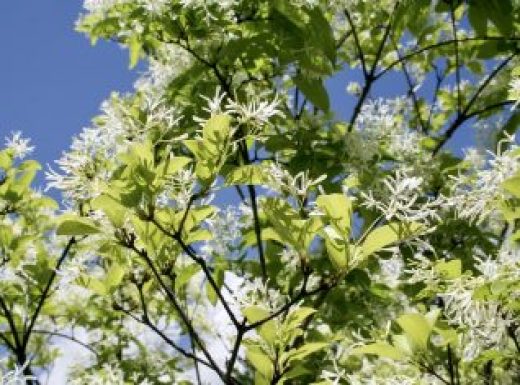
left=441, top=280, right=513, bottom=361
left=361, top=168, right=442, bottom=223
left=267, top=163, right=326, bottom=198
left=0, top=363, right=36, bottom=385
left=83, top=0, right=123, bottom=12
left=69, top=363, right=126, bottom=385
left=4, top=131, right=34, bottom=160
left=234, top=277, right=287, bottom=312
left=200, top=205, right=247, bottom=258
left=225, top=94, right=284, bottom=126
left=346, top=81, right=362, bottom=96
left=447, top=134, right=520, bottom=224
left=346, top=97, right=425, bottom=165
left=140, top=0, right=169, bottom=14
left=378, top=250, right=404, bottom=288
left=508, top=76, right=520, bottom=110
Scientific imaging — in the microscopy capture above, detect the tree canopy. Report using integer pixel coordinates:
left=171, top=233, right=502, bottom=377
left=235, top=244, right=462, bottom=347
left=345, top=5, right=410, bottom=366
left=1, top=0, right=520, bottom=384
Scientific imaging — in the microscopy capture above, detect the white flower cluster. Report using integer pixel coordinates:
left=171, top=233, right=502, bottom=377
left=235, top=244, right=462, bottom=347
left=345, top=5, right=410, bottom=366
left=267, top=163, right=326, bottom=198
left=200, top=205, right=249, bottom=258
left=0, top=363, right=36, bottom=385
left=377, top=250, right=404, bottom=288
left=46, top=93, right=181, bottom=201
left=195, top=87, right=283, bottom=136
left=84, top=0, right=169, bottom=14
left=234, top=277, right=287, bottom=312
left=3, top=131, right=34, bottom=160
left=443, top=283, right=513, bottom=361
left=508, top=68, right=520, bottom=109
left=156, top=168, right=197, bottom=210
left=320, top=352, right=442, bottom=385
left=136, top=44, right=193, bottom=93
left=446, top=134, right=520, bottom=225
left=346, top=98, right=424, bottom=166
left=69, top=363, right=128, bottom=385
left=361, top=168, right=442, bottom=223
left=83, top=0, right=121, bottom=12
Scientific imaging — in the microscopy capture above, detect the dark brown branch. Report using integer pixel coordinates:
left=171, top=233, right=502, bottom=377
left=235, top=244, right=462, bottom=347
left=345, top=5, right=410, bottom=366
left=245, top=279, right=332, bottom=331
left=447, top=344, right=456, bottom=385
left=344, top=9, right=368, bottom=77
left=347, top=2, right=399, bottom=131
left=29, top=330, right=98, bottom=356
left=125, top=242, right=227, bottom=382
left=391, top=36, right=427, bottom=132
left=149, top=217, right=242, bottom=329
left=0, top=296, right=21, bottom=352
left=416, top=360, right=450, bottom=385
left=225, top=320, right=247, bottom=381
left=433, top=53, right=517, bottom=155
left=376, top=36, right=520, bottom=79
left=247, top=184, right=267, bottom=281
left=22, top=237, right=76, bottom=352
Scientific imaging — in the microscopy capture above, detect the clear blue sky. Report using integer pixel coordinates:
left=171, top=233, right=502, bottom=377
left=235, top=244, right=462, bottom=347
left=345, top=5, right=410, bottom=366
left=0, top=1, right=474, bottom=187
left=0, top=1, right=138, bottom=171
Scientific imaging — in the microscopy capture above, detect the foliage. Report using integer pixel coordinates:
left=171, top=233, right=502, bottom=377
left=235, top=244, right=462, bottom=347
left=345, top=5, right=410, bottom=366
left=1, top=0, right=520, bottom=384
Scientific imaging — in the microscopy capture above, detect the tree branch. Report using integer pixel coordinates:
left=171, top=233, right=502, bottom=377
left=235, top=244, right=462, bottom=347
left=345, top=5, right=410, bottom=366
left=433, top=52, right=517, bottom=155
left=22, top=237, right=76, bottom=352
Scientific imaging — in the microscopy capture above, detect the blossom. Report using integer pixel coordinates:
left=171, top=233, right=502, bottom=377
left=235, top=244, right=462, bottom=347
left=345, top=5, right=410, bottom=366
left=361, top=168, right=442, bottom=223
left=200, top=205, right=247, bottom=258
left=508, top=76, right=520, bottom=110
left=346, top=98, right=425, bottom=166
left=225, top=94, right=284, bottom=126
left=446, top=134, right=520, bottom=224
left=0, top=363, right=36, bottom=385
left=267, top=163, right=327, bottom=198
left=83, top=0, right=124, bottom=12
left=378, top=250, right=404, bottom=288
left=4, top=131, right=34, bottom=160
left=234, top=277, right=287, bottom=312
left=346, top=81, right=362, bottom=96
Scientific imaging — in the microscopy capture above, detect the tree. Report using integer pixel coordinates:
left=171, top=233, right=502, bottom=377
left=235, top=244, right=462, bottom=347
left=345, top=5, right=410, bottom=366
left=0, top=0, right=520, bottom=383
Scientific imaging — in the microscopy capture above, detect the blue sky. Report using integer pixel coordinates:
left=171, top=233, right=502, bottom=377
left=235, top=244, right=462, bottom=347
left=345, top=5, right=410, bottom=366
left=0, top=1, right=138, bottom=170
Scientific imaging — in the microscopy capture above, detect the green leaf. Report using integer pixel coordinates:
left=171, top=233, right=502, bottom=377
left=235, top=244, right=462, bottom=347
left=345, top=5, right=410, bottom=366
left=307, top=7, right=335, bottom=63
left=316, top=194, right=352, bottom=234
left=91, top=195, right=126, bottom=227
left=284, top=342, right=327, bottom=364
left=243, top=306, right=270, bottom=323
left=324, top=237, right=349, bottom=270
left=502, top=176, right=520, bottom=198
left=396, top=313, right=432, bottom=351
left=204, top=114, right=232, bottom=150
left=128, top=35, right=141, bottom=69
left=225, top=165, right=270, bottom=186
left=361, top=222, right=424, bottom=258
left=159, top=156, right=192, bottom=177
left=246, top=345, right=274, bottom=380
left=352, top=342, right=404, bottom=360
left=56, top=215, right=100, bottom=236
left=285, top=307, right=316, bottom=330
left=105, top=264, right=125, bottom=288
left=176, top=264, right=201, bottom=288
left=243, top=306, right=277, bottom=345
left=468, top=1, right=488, bottom=36
left=434, top=259, right=462, bottom=279
left=486, top=0, right=514, bottom=36
left=434, top=326, right=459, bottom=347
left=293, top=75, right=329, bottom=111
left=0, top=150, right=13, bottom=169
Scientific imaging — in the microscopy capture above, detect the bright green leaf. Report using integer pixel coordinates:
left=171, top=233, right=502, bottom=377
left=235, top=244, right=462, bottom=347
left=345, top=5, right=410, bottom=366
left=56, top=215, right=100, bottom=236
